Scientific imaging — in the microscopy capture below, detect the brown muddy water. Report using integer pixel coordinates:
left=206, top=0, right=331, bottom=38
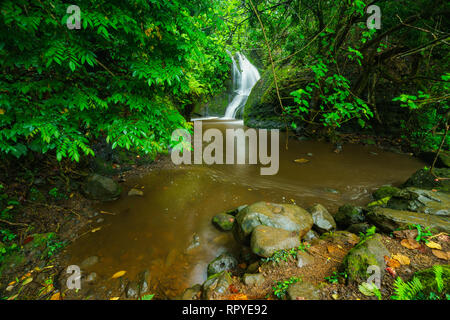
left=66, top=119, right=424, bottom=298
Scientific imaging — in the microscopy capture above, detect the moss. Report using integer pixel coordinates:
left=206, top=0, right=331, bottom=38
left=211, top=213, right=235, bottom=231
left=344, top=249, right=379, bottom=280
left=372, top=186, right=401, bottom=200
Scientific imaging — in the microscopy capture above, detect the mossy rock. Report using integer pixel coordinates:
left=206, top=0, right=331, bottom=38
left=372, top=186, right=401, bottom=201
left=403, top=168, right=450, bottom=193
left=343, top=234, right=389, bottom=281
left=334, top=204, right=365, bottom=229
left=414, top=265, right=450, bottom=296
left=202, top=271, right=232, bottom=300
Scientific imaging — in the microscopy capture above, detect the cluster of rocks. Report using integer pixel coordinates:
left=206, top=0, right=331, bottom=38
left=180, top=167, right=450, bottom=300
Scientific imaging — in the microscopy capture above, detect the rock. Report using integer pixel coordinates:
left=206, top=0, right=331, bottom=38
left=82, top=174, right=121, bottom=201
left=387, top=188, right=450, bottom=216
left=366, top=207, right=450, bottom=234
left=372, top=186, right=401, bottom=200
left=303, top=229, right=319, bottom=241
left=403, top=168, right=450, bottom=193
left=212, top=213, right=235, bottom=231
left=86, top=272, right=98, bottom=283
left=126, top=281, right=139, bottom=299
left=185, top=233, right=200, bottom=252
left=287, top=281, right=321, bottom=300
left=179, top=284, right=202, bottom=300
left=250, top=225, right=301, bottom=258
left=320, top=231, right=360, bottom=246
left=80, top=256, right=99, bottom=269
left=137, top=270, right=150, bottom=295
left=246, top=261, right=260, bottom=273
left=334, top=204, right=365, bottom=229
left=346, top=223, right=372, bottom=235
left=297, top=251, right=315, bottom=268
left=207, top=253, right=238, bottom=276
left=128, top=188, right=144, bottom=196
left=343, top=234, right=389, bottom=281
left=308, top=204, right=336, bottom=233
left=233, top=201, right=313, bottom=244
left=413, top=265, right=450, bottom=296
left=239, top=246, right=258, bottom=263
left=243, top=273, right=265, bottom=287
left=202, top=271, right=232, bottom=300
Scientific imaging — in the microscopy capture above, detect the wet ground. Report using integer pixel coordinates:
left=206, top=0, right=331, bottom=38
left=64, top=119, right=425, bottom=298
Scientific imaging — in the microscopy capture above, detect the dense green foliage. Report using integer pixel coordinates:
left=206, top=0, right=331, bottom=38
left=0, top=0, right=231, bottom=161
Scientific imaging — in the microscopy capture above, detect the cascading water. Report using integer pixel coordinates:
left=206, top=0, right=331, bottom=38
left=223, top=52, right=260, bottom=119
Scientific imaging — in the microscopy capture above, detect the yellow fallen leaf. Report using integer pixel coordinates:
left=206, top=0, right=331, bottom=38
left=392, top=253, right=410, bottom=265
left=400, top=238, right=420, bottom=249
left=22, top=277, right=33, bottom=286
left=425, top=241, right=442, bottom=250
left=91, top=227, right=102, bottom=233
left=50, top=292, right=61, bottom=300
left=294, top=158, right=309, bottom=164
left=112, top=270, right=127, bottom=279
left=110, top=297, right=120, bottom=300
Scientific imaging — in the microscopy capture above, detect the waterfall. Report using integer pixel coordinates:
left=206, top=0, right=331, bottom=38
left=223, top=52, right=260, bottom=119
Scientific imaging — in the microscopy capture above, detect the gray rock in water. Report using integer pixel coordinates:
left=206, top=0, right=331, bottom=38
left=207, top=252, right=238, bottom=276
left=80, top=256, right=99, bottom=269
left=308, top=204, right=336, bottom=233
left=334, top=204, right=365, bottom=229
left=202, top=271, right=232, bottom=300
left=367, top=207, right=450, bottom=234
left=128, top=188, right=144, bottom=196
left=243, top=273, right=265, bottom=287
left=343, top=233, right=389, bottom=281
left=82, top=174, right=121, bottom=201
left=250, top=225, right=301, bottom=258
left=185, top=233, right=200, bottom=252
left=287, top=281, right=321, bottom=300
left=233, top=201, right=313, bottom=244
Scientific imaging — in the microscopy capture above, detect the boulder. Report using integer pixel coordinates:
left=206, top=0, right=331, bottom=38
left=287, top=281, right=321, bottom=300
left=82, top=174, right=121, bottom=201
left=372, top=186, right=401, bottom=200
left=403, top=168, right=450, bottom=193
left=202, top=271, right=232, bottom=300
left=367, top=207, right=450, bottom=233
left=243, top=273, right=265, bottom=287
left=250, top=225, right=301, bottom=258
left=303, top=229, right=319, bottom=241
left=308, top=204, right=336, bottom=233
left=334, top=204, right=365, bottom=229
left=343, top=234, right=389, bottom=281
left=207, top=253, right=238, bottom=276
left=212, top=213, right=235, bottom=231
left=233, top=201, right=313, bottom=244
left=387, top=188, right=450, bottom=216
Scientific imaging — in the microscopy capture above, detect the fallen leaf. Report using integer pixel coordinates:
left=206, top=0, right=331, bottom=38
left=227, top=293, right=248, bottom=300
left=91, top=227, right=102, bottom=233
left=7, top=294, right=18, bottom=300
left=425, top=241, right=442, bottom=250
left=50, top=292, right=61, bottom=300
left=294, top=158, right=309, bottom=164
left=112, top=270, right=127, bottom=279
left=400, top=238, right=420, bottom=249
left=228, top=284, right=239, bottom=294
left=386, top=267, right=397, bottom=278
left=393, top=229, right=418, bottom=240
left=331, top=293, right=339, bottom=300
left=327, top=245, right=338, bottom=254
left=6, top=285, right=14, bottom=292
left=384, top=256, right=401, bottom=268
left=432, top=249, right=449, bottom=260
left=110, top=297, right=120, bottom=300
left=392, top=254, right=410, bottom=265
left=22, top=277, right=33, bottom=286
